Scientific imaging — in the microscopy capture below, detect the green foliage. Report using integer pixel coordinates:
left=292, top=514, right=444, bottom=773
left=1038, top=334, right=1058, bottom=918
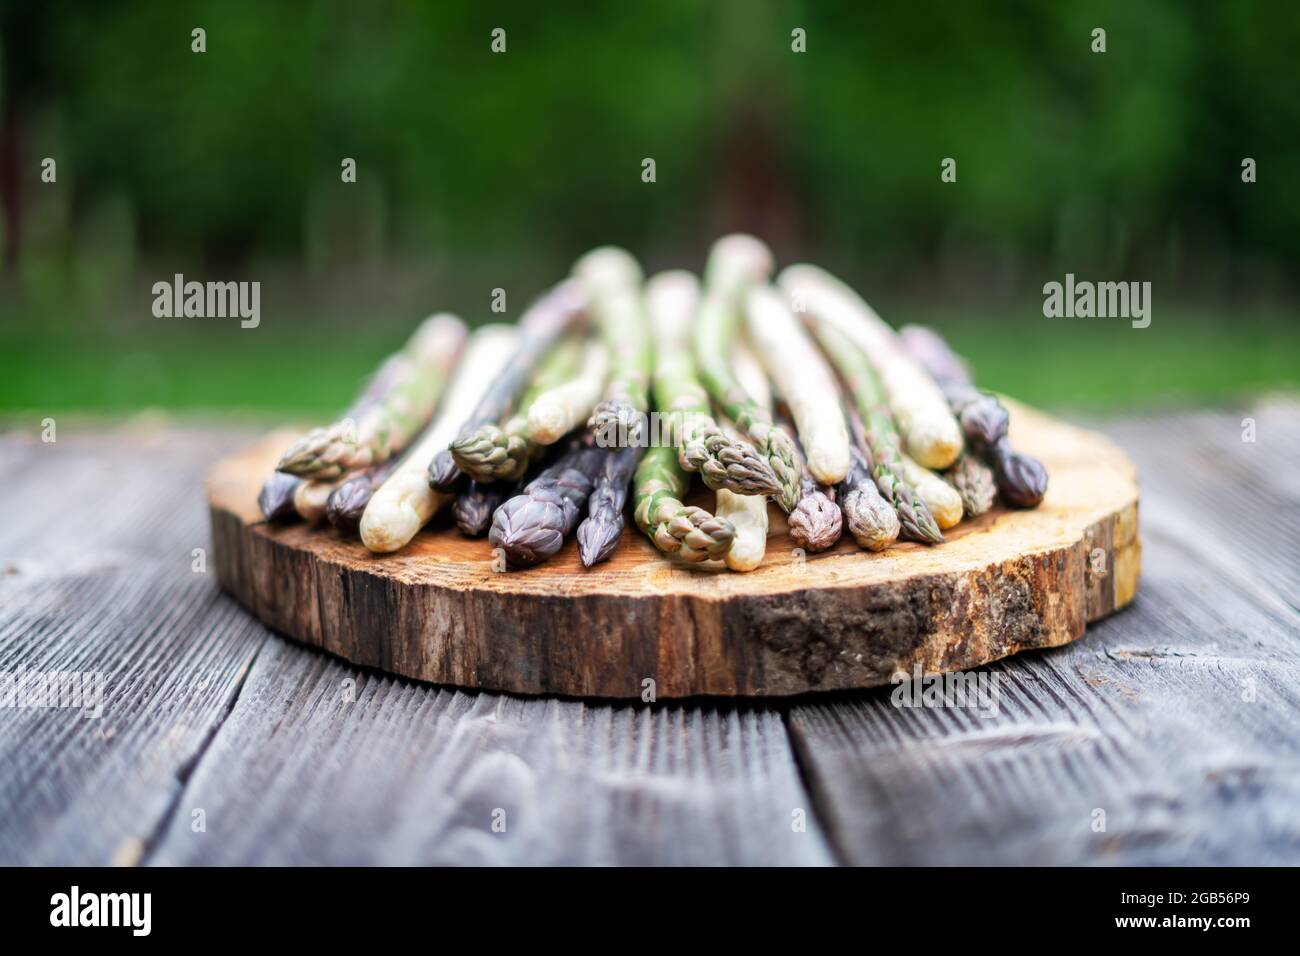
left=1, top=2, right=1296, bottom=413
left=7, top=0, right=1293, bottom=271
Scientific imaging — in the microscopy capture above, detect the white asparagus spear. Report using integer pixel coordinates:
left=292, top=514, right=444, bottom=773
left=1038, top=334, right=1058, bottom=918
left=360, top=325, right=519, bottom=553
left=720, top=351, right=771, bottom=572
left=731, top=340, right=772, bottom=411
left=745, top=284, right=850, bottom=485
left=293, top=476, right=350, bottom=524
left=777, top=264, right=963, bottom=470
left=898, top=453, right=964, bottom=530
left=715, top=487, right=768, bottom=572
left=526, top=340, right=609, bottom=444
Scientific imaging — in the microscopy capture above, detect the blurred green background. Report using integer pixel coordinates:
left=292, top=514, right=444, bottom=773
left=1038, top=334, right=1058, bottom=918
left=1, top=0, right=1296, bottom=416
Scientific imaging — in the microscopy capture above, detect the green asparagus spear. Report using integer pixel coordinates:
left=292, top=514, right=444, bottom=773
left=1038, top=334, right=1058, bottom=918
left=574, top=247, right=773, bottom=495
left=448, top=334, right=584, bottom=483
left=633, top=446, right=736, bottom=562
left=430, top=282, right=586, bottom=490
left=632, top=271, right=735, bottom=561
left=573, top=247, right=652, bottom=446
left=695, top=237, right=799, bottom=511
left=279, top=314, right=467, bottom=479
left=811, top=319, right=943, bottom=544
left=945, top=454, right=996, bottom=518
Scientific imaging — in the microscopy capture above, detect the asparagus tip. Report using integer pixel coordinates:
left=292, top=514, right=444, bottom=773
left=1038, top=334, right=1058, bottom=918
left=450, top=425, right=531, bottom=483
left=994, top=443, right=1049, bottom=508
left=576, top=518, right=623, bottom=567
left=788, top=490, right=843, bottom=552
left=427, top=449, right=464, bottom=492
left=488, top=494, right=566, bottom=568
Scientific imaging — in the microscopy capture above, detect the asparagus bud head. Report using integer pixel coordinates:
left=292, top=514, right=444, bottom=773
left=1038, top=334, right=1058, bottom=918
left=992, top=440, right=1048, bottom=508
left=788, top=488, right=843, bottom=553
left=946, top=455, right=997, bottom=518
left=488, top=491, right=567, bottom=567
left=666, top=506, right=736, bottom=562
left=589, top=399, right=645, bottom=448
left=427, top=449, right=465, bottom=492
left=680, top=423, right=781, bottom=497
left=451, top=423, right=532, bottom=483
left=843, top=487, right=902, bottom=552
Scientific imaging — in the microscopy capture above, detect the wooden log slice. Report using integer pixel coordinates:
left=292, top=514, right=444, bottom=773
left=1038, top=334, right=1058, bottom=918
left=208, top=402, right=1139, bottom=699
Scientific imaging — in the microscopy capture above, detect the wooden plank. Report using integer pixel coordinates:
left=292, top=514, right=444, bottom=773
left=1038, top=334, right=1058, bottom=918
left=1101, top=398, right=1300, bottom=612
left=144, top=637, right=835, bottom=865
left=5, top=403, right=1296, bottom=866
left=0, top=422, right=268, bottom=865
left=1, top=422, right=830, bottom=866
left=786, top=400, right=1300, bottom=865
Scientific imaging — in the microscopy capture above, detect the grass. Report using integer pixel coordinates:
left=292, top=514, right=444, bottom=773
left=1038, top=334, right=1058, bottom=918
left=1, top=305, right=1296, bottom=417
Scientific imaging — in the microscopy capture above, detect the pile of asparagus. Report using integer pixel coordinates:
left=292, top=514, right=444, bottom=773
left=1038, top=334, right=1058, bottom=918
left=260, top=236, right=1047, bottom=571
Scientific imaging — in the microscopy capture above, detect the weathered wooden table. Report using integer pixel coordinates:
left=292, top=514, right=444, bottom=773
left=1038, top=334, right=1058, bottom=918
left=2, top=400, right=1297, bottom=865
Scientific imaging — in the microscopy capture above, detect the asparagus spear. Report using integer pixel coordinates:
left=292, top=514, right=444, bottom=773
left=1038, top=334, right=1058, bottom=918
left=633, top=447, right=736, bottom=562
left=945, top=454, right=996, bottom=518
left=897, top=324, right=1047, bottom=507
left=714, top=348, right=772, bottom=572
left=776, top=410, right=843, bottom=553
left=810, top=319, right=944, bottom=544
left=737, top=341, right=845, bottom=554
left=575, top=245, right=775, bottom=496
left=789, top=468, right=843, bottom=553
left=294, top=474, right=354, bottom=524
left=526, top=341, right=608, bottom=445
left=839, top=445, right=901, bottom=552
left=575, top=445, right=641, bottom=567
left=677, top=334, right=781, bottom=499
left=779, top=265, right=963, bottom=470
left=897, top=324, right=1009, bottom=447
left=678, top=331, right=778, bottom=499
left=448, top=323, right=587, bottom=484
left=632, top=271, right=736, bottom=561
left=745, top=284, right=850, bottom=485
left=453, top=481, right=513, bottom=537
left=361, top=326, right=519, bottom=553
left=573, top=247, right=653, bottom=446
left=694, top=236, right=799, bottom=511
left=431, top=282, right=585, bottom=490
left=714, top=345, right=779, bottom=570
left=279, top=314, right=468, bottom=479
left=988, top=440, right=1049, bottom=508
left=898, top=452, right=964, bottom=530
left=715, top=486, right=768, bottom=571
left=258, top=472, right=302, bottom=523
left=326, top=455, right=402, bottom=534
left=488, top=440, right=605, bottom=567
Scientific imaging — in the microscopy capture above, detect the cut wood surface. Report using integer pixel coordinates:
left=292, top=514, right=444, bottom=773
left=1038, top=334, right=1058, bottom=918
left=1, top=397, right=1296, bottom=865
left=207, top=401, right=1140, bottom=698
